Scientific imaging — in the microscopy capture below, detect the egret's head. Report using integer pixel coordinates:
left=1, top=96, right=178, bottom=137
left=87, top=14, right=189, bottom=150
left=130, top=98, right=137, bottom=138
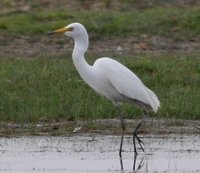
left=47, top=22, right=89, bottom=53
left=47, top=23, right=87, bottom=40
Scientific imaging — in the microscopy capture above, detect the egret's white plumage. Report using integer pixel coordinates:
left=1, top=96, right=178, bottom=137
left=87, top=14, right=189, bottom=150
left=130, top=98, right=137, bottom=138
left=92, top=57, right=160, bottom=112
left=48, top=22, right=160, bottom=156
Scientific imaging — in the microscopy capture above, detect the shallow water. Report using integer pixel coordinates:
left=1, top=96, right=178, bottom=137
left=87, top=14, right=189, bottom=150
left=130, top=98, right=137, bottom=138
left=0, top=134, right=199, bottom=173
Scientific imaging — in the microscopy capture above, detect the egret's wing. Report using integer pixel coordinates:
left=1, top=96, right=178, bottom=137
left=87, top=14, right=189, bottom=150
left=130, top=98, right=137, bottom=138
left=106, top=60, right=151, bottom=102
left=97, top=58, right=160, bottom=112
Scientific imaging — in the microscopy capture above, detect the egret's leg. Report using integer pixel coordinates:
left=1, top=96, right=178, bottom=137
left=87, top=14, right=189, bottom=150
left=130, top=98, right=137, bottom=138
left=133, top=151, right=138, bottom=170
left=133, top=121, right=144, bottom=153
left=133, top=112, right=148, bottom=153
left=119, top=116, right=125, bottom=158
left=116, top=106, right=125, bottom=158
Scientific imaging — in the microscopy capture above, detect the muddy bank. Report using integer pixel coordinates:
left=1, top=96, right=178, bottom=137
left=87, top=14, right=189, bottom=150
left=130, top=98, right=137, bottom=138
left=1, top=35, right=200, bottom=58
left=0, top=118, right=199, bottom=137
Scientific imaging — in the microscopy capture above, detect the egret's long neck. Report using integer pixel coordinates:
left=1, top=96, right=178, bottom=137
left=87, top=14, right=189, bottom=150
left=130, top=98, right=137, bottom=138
left=72, top=34, right=94, bottom=85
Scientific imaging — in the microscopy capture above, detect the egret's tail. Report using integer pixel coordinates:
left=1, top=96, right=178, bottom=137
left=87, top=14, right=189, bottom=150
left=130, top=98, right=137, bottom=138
left=146, top=88, right=160, bottom=113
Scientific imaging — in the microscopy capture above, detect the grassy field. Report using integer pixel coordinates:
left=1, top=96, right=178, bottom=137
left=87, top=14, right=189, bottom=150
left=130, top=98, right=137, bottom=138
left=0, top=0, right=200, bottom=123
left=1, top=6, right=200, bottom=39
left=0, top=55, right=200, bottom=122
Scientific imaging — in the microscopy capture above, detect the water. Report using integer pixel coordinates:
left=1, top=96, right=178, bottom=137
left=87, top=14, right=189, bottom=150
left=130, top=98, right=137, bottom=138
left=0, top=134, right=199, bottom=173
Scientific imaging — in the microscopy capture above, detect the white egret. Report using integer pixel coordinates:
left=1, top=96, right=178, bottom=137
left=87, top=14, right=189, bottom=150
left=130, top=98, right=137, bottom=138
left=47, top=23, right=160, bottom=156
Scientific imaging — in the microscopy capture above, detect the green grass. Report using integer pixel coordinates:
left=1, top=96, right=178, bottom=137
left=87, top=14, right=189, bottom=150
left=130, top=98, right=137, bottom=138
left=1, top=7, right=200, bottom=39
left=1, top=2, right=200, bottom=123
left=0, top=54, right=200, bottom=123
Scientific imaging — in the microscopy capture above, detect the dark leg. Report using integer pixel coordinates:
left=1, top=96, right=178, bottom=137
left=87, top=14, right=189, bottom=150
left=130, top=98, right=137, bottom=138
left=133, top=112, right=148, bottom=153
left=119, top=153, right=124, bottom=171
left=119, top=128, right=125, bottom=158
left=133, top=151, right=138, bottom=170
left=133, top=121, right=144, bottom=153
left=119, top=121, right=125, bottom=171
left=116, top=106, right=125, bottom=158
left=116, top=106, right=125, bottom=171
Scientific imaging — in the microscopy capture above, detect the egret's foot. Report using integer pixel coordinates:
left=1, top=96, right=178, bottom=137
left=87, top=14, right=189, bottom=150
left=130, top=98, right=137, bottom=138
left=135, top=133, right=144, bottom=152
left=133, top=131, right=144, bottom=153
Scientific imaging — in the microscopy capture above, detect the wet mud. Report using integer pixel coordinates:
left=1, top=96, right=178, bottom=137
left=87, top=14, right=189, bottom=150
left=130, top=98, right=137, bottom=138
left=0, top=134, right=199, bottom=173
left=0, top=119, right=199, bottom=137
